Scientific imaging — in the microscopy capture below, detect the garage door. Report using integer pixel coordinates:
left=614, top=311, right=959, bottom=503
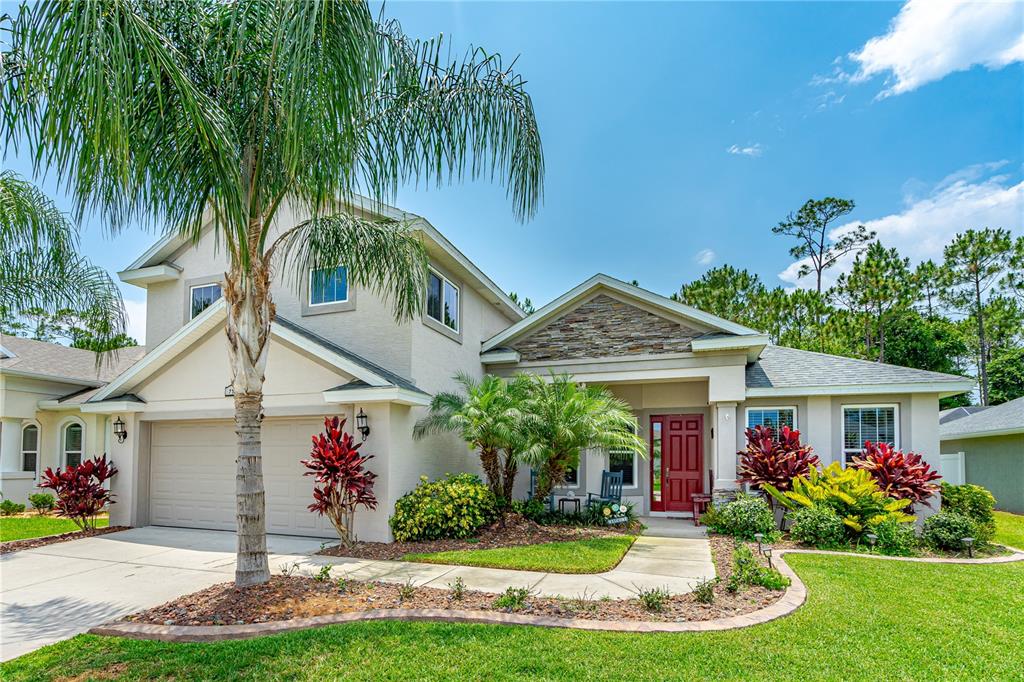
left=150, top=418, right=333, bottom=537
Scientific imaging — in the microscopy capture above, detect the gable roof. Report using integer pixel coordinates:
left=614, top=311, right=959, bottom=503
left=89, top=300, right=426, bottom=403
left=939, top=397, right=1024, bottom=440
left=0, top=336, right=145, bottom=386
left=939, top=405, right=990, bottom=424
left=481, top=274, right=763, bottom=353
left=745, top=345, right=975, bottom=397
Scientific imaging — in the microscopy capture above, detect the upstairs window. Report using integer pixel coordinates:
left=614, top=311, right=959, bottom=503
left=190, top=283, right=222, bottom=319
left=21, top=424, right=38, bottom=473
left=309, top=265, right=349, bottom=306
left=746, top=407, right=796, bottom=433
left=63, top=422, right=83, bottom=468
left=842, top=405, right=898, bottom=465
left=426, top=269, right=460, bottom=332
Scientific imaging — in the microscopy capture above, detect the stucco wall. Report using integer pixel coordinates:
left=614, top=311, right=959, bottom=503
left=942, top=434, right=1024, bottom=514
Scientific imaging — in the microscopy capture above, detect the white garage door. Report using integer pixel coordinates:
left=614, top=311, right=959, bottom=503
left=150, top=418, right=333, bottom=537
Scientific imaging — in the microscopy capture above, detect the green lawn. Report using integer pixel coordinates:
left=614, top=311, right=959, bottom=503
left=403, top=536, right=636, bottom=573
left=994, top=510, right=1024, bottom=550
left=4, top=553, right=1022, bottom=680
left=0, top=515, right=107, bottom=542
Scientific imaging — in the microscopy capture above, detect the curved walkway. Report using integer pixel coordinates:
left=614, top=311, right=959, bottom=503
left=90, top=544, right=1024, bottom=641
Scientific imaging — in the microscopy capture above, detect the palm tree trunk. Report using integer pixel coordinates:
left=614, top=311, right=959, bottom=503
left=225, top=261, right=274, bottom=587
left=500, top=452, right=518, bottom=502
left=533, top=458, right=565, bottom=502
left=479, top=446, right=502, bottom=497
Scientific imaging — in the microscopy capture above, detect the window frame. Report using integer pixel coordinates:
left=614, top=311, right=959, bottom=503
left=841, top=403, right=900, bottom=466
left=424, top=266, right=462, bottom=341
left=62, top=421, right=84, bottom=468
left=608, top=423, right=639, bottom=489
left=188, top=281, right=223, bottom=320
left=744, top=406, right=798, bottom=435
left=21, top=423, right=39, bottom=474
left=307, top=264, right=350, bottom=307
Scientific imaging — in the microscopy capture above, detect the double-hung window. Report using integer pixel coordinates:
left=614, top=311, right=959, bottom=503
left=21, top=424, right=38, bottom=473
left=63, top=422, right=83, bottom=468
left=190, top=283, right=222, bottom=319
left=842, top=405, right=898, bottom=465
left=608, top=424, right=638, bottom=487
left=426, top=269, right=459, bottom=332
left=309, top=265, right=349, bottom=305
left=745, top=407, right=796, bottom=433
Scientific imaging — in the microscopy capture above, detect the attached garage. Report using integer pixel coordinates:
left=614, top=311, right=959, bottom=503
left=149, top=418, right=334, bottom=537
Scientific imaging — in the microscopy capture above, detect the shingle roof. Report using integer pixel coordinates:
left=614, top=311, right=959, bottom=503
left=939, top=397, right=1024, bottom=439
left=0, top=336, right=146, bottom=385
left=746, top=345, right=972, bottom=390
left=939, top=405, right=990, bottom=424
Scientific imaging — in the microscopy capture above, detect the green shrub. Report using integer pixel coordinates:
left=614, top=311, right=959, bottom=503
left=493, top=586, right=531, bottom=611
left=0, top=499, right=26, bottom=516
left=390, top=474, right=497, bottom=542
left=868, top=515, right=918, bottom=556
left=706, top=493, right=776, bottom=540
left=635, top=585, right=671, bottom=612
left=28, top=493, right=55, bottom=514
left=788, top=505, right=845, bottom=548
left=941, top=483, right=996, bottom=543
left=690, top=577, right=716, bottom=604
left=922, top=510, right=978, bottom=551
left=730, top=544, right=790, bottom=591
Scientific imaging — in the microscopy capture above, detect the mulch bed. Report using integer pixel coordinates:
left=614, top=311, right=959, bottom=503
left=319, top=514, right=637, bottom=560
left=0, top=525, right=130, bottom=555
left=126, top=531, right=784, bottom=626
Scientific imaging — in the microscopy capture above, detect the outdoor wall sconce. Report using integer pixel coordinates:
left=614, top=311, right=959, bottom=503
left=356, top=408, right=370, bottom=441
left=113, top=416, right=128, bottom=444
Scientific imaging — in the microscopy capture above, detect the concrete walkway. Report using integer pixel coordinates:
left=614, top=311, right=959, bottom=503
left=298, top=520, right=715, bottom=600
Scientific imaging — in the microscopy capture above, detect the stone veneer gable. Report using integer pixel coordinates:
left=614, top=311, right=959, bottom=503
left=510, top=294, right=705, bottom=361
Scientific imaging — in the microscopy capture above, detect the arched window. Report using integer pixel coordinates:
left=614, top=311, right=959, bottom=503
left=63, top=422, right=83, bottom=468
left=21, top=424, right=39, bottom=473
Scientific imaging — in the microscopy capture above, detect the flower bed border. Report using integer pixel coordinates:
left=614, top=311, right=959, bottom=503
left=89, top=545, right=1024, bottom=640
left=0, top=525, right=129, bottom=555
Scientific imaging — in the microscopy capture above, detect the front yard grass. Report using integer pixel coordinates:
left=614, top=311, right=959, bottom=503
left=402, top=535, right=636, bottom=573
left=4, top=553, right=1022, bottom=680
left=0, top=515, right=108, bottom=542
left=994, top=510, right=1024, bottom=549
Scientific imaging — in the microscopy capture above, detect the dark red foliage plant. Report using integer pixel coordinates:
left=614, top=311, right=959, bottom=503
left=38, top=455, right=118, bottom=530
left=851, top=441, right=941, bottom=507
left=738, top=425, right=820, bottom=494
left=302, top=416, right=378, bottom=547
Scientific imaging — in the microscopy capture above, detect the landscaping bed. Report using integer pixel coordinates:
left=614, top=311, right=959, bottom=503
left=124, top=534, right=783, bottom=626
left=0, top=523, right=125, bottom=554
left=319, top=513, right=637, bottom=561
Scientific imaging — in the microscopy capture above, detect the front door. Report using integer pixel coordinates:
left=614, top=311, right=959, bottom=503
left=651, top=414, right=703, bottom=512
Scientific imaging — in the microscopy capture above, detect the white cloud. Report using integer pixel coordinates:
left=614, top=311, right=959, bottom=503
left=778, top=163, right=1024, bottom=290
left=694, top=249, right=716, bottom=266
left=850, top=0, right=1024, bottom=98
left=123, top=297, right=147, bottom=346
left=727, top=143, right=763, bottom=157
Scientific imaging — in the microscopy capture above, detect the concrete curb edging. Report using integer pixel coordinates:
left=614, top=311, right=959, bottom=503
left=86, top=546, right=1024, bottom=641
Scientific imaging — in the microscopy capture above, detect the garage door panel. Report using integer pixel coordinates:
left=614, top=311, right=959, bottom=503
left=150, top=419, right=333, bottom=538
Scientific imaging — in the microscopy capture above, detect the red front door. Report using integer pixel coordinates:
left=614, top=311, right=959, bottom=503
left=658, top=414, right=703, bottom=512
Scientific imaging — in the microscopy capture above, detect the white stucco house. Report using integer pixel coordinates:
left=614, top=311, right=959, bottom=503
left=0, top=201, right=974, bottom=539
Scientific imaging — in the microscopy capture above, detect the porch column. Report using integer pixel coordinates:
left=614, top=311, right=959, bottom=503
left=712, top=402, right=739, bottom=500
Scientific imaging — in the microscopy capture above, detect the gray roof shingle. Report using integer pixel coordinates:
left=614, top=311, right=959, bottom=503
left=939, top=397, right=1024, bottom=439
left=746, top=345, right=972, bottom=390
left=0, top=336, right=146, bottom=385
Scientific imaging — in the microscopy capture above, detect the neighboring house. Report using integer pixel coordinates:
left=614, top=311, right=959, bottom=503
left=0, top=201, right=974, bottom=539
left=0, top=338, right=145, bottom=504
left=939, top=398, right=1024, bottom=514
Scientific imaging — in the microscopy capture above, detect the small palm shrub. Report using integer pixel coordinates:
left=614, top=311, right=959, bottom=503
left=922, top=510, right=978, bottom=551
left=868, top=515, right=918, bottom=556
left=851, top=441, right=941, bottom=506
left=28, top=493, right=55, bottom=514
left=738, top=425, right=819, bottom=493
left=788, top=505, right=845, bottom=548
left=38, top=455, right=118, bottom=530
left=765, top=462, right=914, bottom=536
left=0, top=499, right=26, bottom=515
left=941, top=483, right=996, bottom=543
left=390, top=473, right=497, bottom=542
left=705, top=493, right=776, bottom=540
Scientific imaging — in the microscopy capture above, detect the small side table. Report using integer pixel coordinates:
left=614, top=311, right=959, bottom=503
left=558, top=497, right=581, bottom=515
left=690, top=494, right=712, bottom=526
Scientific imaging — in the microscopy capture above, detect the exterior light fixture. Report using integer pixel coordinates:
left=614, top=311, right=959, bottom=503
left=754, top=532, right=764, bottom=554
left=112, top=416, right=128, bottom=444
left=962, top=537, right=974, bottom=558
left=224, top=385, right=235, bottom=397
left=762, top=546, right=774, bottom=570
left=356, top=408, right=370, bottom=441
left=866, top=533, right=878, bottom=551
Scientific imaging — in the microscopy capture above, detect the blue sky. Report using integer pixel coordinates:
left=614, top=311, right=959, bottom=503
left=6, top=1, right=1023, bottom=343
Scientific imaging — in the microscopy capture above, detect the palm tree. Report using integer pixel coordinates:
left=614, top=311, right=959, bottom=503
left=520, top=374, right=646, bottom=501
left=6, top=2, right=543, bottom=586
left=0, top=170, right=125, bottom=347
left=413, top=372, right=528, bottom=502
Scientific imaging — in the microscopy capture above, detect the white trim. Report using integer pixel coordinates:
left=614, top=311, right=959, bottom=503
left=37, top=399, right=91, bottom=411
left=692, top=334, right=769, bottom=361
left=744, top=405, right=798, bottom=431
left=426, top=267, right=461, bottom=333
left=841, top=403, right=899, bottom=466
left=117, top=263, right=181, bottom=287
left=322, top=386, right=430, bottom=406
left=80, top=400, right=146, bottom=414
left=2, top=368, right=104, bottom=388
left=308, top=265, right=350, bottom=306
left=188, top=282, right=223, bottom=320
left=746, top=380, right=973, bottom=398
left=940, top=426, right=1024, bottom=440
left=482, top=274, right=761, bottom=352
left=20, top=421, right=40, bottom=476
left=480, top=349, right=521, bottom=365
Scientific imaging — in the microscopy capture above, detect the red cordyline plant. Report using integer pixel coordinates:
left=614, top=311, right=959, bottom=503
left=302, top=417, right=378, bottom=547
left=851, top=441, right=941, bottom=506
left=38, top=455, right=118, bottom=531
left=738, top=425, right=820, bottom=494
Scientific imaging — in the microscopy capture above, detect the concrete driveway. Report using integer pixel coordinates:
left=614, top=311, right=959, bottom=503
left=0, top=526, right=326, bottom=662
